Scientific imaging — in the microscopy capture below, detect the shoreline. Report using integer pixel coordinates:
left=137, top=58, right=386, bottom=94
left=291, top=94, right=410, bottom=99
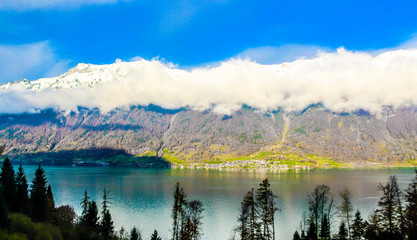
left=10, top=161, right=417, bottom=170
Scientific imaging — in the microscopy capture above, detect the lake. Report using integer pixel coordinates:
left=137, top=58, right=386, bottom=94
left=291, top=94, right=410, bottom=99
left=19, top=166, right=416, bottom=240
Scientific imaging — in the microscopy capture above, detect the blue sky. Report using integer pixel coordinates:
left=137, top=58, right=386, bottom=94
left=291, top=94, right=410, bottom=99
left=1, top=0, right=417, bottom=83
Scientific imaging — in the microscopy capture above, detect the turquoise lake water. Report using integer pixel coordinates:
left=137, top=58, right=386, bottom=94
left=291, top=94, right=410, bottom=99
left=19, top=166, right=416, bottom=240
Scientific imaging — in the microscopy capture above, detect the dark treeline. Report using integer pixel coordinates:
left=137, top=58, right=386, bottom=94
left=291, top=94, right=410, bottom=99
left=1, top=147, right=417, bottom=240
left=286, top=173, right=417, bottom=240
left=0, top=155, right=204, bottom=240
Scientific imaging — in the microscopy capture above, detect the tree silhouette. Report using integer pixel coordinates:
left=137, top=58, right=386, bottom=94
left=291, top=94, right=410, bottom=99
left=405, top=170, right=417, bottom=239
left=79, top=189, right=91, bottom=226
left=85, top=200, right=100, bottom=231
left=339, top=187, right=353, bottom=240
left=338, top=222, right=348, bottom=240
left=319, top=214, right=330, bottom=240
left=0, top=157, right=16, bottom=212
left=150, top=229, right=162, bottom=240
left=256, top=178, right=278, bottom=240
left=292, top=230, right=302, bottom=240
left=237, top=189, right=257, bottom=240
left=15, top=164, right=29, bottom=214
left=172, top=182, right=187, bottom=240
left=350, top=209, right=365, bottom=240
left=374, top=176, right=403, bottom=238
left=100, top=189, right=114, bottom=240
left=183, top=200, right=204, bottom=240
left=30, top=165, right=49, bottom=222
left=130, top=226, right=142, bottom=240
left=307, top=185, right=333, bottom=239
left=306, top=221, right=318, bottom=240
left=56, top=205, right=76, bottom=226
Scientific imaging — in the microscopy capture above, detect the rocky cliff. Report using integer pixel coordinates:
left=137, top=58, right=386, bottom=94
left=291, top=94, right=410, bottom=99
left=1, top=105, right=416, bottom=166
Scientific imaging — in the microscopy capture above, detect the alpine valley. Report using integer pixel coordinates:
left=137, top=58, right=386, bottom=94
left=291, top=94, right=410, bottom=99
left=1, top=60, right=416, bottom=168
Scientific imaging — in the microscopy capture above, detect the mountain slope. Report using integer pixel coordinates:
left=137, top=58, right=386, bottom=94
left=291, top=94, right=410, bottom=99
left=1, top=105, right=416, bottom=167
left=1, top=58, right=417, bottom=167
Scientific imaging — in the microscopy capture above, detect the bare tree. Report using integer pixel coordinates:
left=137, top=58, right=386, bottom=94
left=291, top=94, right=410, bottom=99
left=339, top=187, right=354, bottom=240
left=307, top=185, right=333, bottom=239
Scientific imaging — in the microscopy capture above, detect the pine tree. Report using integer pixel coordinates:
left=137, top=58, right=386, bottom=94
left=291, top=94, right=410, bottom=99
left=130, top=226, right=142, bottom=240
left=79, top=189, right=91, bottom=225
left=0, top=157, right=16, bottom=212
left=15, top=164, right=29, bottom=214
left=338, top=222, right=348, bottom=240
left=364, top=213, right=380, bottom=240
left=0, top=186, right=10, bottom=229
left=319, top=214, right=330, bottom=240
left=46, top=184, right=56, bottom=223
left=237, top=189, right=257, bottom=240
left=256, top=178, right=279, bottom=240
left=100, top=189, right=114, bottom=240
left=101, top=209, right=114, bottom=240
left=375, top=175, right=403, bottom=238
left=30, top=165, right=49, bottom=222
left=47, top=185, right=55, bottom=209
left=405, top=170, right=417, bottom=239
left=183, top=200, right=204, bottom=240
left=306, top=221, right=318, bottom=240
left=172, top=182, right=187, bottom=240
left=292, top=230, right=302, bottom=240
left=85, top=200, right=100, bottom=231
left=307, top=185, right=333, bottom=240
left=150, top=230, right=162, bottom=240
left=350, top=209, right=365, bottom=240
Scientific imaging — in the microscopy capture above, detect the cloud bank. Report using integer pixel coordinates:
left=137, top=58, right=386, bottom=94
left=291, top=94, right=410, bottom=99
left=0, top=41, right=69, bottom=83
left=1, top=47, right=417, bottom=115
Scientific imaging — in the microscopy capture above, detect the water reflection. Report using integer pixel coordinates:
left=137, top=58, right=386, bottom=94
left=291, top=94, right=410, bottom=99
left=19, top=166, right=416, bottom=240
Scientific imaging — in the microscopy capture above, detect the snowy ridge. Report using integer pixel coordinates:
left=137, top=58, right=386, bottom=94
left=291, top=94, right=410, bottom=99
left=0, top=60, right=157, bottom=90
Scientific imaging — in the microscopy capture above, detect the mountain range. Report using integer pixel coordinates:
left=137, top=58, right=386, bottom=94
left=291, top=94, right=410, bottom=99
left=1, top=60, right=416, bottom=168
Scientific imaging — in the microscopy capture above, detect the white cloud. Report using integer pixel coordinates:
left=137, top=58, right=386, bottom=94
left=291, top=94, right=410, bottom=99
left=0, top=0, right=126, bottom=11
left=2, top=47, right=417, bottom=115
left=0, top=41, right=70, bottom=83
left=237, top=45, right=333, bottom=64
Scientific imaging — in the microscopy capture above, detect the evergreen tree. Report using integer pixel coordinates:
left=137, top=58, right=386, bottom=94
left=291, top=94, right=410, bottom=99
left=79, top=189, right=91, bottom=225
left=30, top=165, right=49, bottom=222
left=237, top=189, right=257, bottom=240
left=390, top=176, right=405, bottom=239
left=339, top=187, right=353, bottom=240
left=306, top=221, right=318, bottom=240
left=130, top=226, right=142, bottom=240
left=338, top=222, right=348, bottom=240
left=319, top=214, right=330, bottom=240
left=0, top=157, right=16, bottom=212
left=47, top=185, right=55, bottom=208
left=172, top=182, right=187, bottom=240
left=46, top=184, right=56, bottom=223
left=405, top=170, right=417, bottom=239
left=350, top=209, right=365, bottom=240
left=100, top=189, right=114, bottom=240
left=375, top=175, right=403, bottom=238
left=307, top=185, right=333, bottom=240
left=150, top=230, right=162, bottom=240
left=0, top=186, right=10, bottom=229
left=293, top=230, right=302, bottom=240
left=85, top=200, right=100, bottom=231
left=364, top=213, right=380, bottom=240
left=183, top=200, right=204, bottom=240
left=101, top=209, right=114, bottom=240
left=15, top=164, right=29, bottom=214
left=256, top=178, right=279, bottom=240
